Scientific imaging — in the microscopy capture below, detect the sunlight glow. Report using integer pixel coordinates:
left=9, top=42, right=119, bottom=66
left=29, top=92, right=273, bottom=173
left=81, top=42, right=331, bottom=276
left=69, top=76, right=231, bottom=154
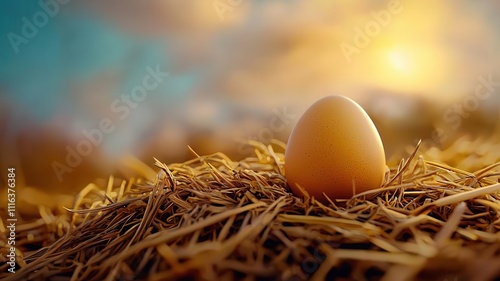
left=388, top=50, right=410, bottom=72
left=353, top=42, right=451, bottom=96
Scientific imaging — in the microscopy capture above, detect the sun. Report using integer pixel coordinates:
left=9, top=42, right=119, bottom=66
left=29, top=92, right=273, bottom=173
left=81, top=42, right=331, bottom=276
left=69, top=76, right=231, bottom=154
left=363, top=43, right=450, bottom=94
left=387, top=49, right=411, bottom=73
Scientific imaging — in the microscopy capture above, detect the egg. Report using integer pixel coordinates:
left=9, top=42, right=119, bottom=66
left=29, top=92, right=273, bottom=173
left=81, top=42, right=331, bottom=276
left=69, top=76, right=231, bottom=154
left=285, top=95, right=386, bottom=202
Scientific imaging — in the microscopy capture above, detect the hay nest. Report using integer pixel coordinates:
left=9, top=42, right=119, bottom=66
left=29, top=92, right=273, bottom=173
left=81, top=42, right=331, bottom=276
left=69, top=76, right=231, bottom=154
left=1, top=139, right=500, bottom=281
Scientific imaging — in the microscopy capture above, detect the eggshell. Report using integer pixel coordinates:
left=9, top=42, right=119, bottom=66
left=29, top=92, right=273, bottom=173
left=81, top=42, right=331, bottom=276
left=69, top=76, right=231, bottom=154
left=285, top=95, right=386, bottom=202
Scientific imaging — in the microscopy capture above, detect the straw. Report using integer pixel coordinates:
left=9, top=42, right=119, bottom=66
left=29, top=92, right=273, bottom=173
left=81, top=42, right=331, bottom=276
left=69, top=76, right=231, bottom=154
left=1, top=138, right=499, bottom=281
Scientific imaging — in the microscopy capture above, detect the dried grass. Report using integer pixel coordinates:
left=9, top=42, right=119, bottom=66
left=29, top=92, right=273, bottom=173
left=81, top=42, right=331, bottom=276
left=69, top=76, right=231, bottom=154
left=1, top=139, right=500, bottom=281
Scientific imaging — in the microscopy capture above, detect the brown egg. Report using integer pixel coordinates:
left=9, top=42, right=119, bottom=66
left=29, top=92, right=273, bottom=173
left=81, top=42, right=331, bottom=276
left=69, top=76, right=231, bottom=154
left=285, top=95, right=386, bottom=202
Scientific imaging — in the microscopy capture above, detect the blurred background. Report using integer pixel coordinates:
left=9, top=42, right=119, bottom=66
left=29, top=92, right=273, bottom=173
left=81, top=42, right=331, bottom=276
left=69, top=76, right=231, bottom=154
left=1, top=1, right=500, bottom=212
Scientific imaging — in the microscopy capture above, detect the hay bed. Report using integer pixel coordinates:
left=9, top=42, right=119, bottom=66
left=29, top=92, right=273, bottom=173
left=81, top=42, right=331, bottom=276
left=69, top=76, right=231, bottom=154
left=1, top=139, right=500, bottom=281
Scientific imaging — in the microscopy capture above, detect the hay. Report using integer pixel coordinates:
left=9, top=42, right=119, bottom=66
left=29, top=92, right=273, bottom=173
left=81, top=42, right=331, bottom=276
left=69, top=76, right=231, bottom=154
left=1, top=139, right=500, bottom=281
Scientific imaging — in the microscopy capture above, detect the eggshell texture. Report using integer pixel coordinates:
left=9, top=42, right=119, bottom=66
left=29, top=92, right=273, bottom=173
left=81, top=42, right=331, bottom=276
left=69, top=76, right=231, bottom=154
left=285, top=95, right=386, bottom=202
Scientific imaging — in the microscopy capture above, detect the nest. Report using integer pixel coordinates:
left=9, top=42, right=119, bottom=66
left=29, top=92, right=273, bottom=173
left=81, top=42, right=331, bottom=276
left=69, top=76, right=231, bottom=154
left=1, top=139, right=500, bottom=281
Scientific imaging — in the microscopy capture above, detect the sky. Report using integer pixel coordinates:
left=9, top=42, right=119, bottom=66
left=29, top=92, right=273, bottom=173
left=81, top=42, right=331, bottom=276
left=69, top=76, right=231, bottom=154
left=1, top=0, right=500, bottom=190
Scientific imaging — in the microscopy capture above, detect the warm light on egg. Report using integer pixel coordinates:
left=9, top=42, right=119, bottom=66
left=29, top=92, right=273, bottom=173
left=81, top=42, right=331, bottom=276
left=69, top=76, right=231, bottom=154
left=285, top=95, right=386, bottom=202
